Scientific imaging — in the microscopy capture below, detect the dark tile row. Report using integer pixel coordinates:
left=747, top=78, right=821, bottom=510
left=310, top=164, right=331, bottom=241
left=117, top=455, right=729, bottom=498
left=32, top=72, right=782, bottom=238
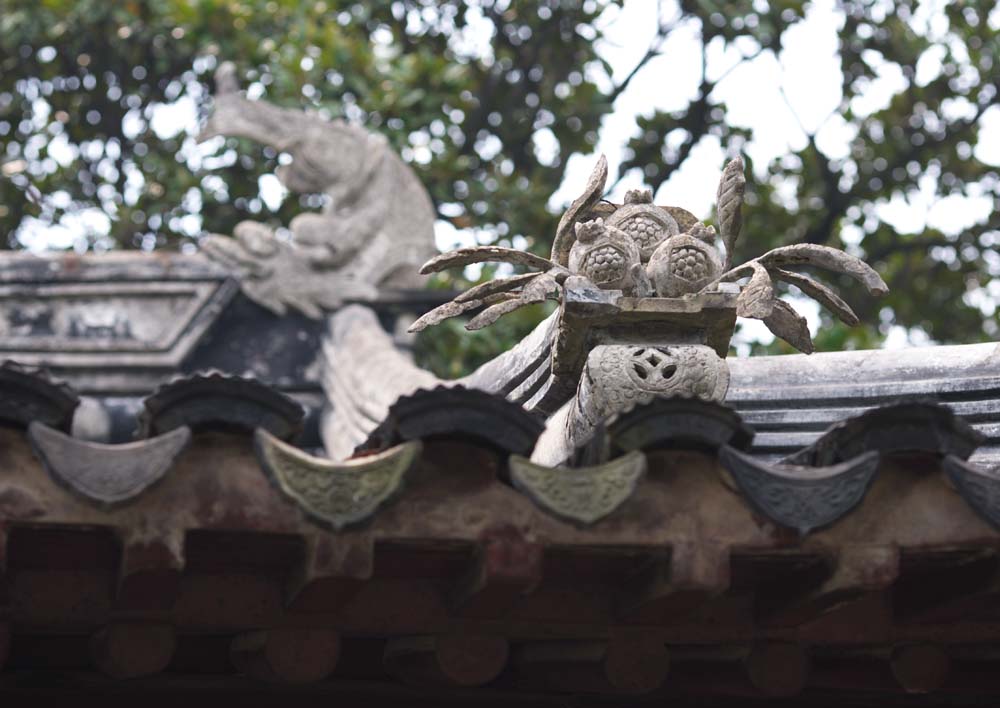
left=3, top=362, right=1000, bottom=535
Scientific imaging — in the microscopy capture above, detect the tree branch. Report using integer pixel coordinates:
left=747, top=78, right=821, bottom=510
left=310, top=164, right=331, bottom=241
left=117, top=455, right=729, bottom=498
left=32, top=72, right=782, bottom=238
left=607, top=1, right=680, bottom=102
left=712, top=45, right=765, bottom=84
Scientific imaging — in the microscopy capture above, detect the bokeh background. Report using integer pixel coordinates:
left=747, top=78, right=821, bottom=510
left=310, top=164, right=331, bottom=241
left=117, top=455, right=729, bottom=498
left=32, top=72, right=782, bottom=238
left=1, top=0, right=998, bottom=375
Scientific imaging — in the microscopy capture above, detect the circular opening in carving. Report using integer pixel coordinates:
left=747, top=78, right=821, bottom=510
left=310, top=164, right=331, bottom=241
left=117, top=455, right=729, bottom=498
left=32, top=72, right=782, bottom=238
left=629, top=347, right=678, bottom=384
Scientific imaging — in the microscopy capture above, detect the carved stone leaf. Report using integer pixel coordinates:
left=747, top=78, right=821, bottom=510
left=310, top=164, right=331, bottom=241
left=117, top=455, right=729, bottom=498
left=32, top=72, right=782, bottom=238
left=520, top=272, right=560, bottom=301
left=408, top=293, right=516, bottom=333
left=510, top=450, right=646, bottom=525
left=716, top=156, right=745, bottom=268
left=455, top=272, right=540, bottom=303
left=408, top=299, right=483, bottom=333
left=763, top=299, right=815, bottom=354
left=418, top=247, right=555, bottom=275
left=758, top=244, right=889, bottom=296
left=466, top=294, right=543, bottom=331
left=716, top=262, right=755, bottom=283
left=255, top=428, right=421, bottom=530
left=736, top=262, right=775, bottom=319
left=770, top=268, right=859, bottom=326
left=551, top=155, right=609, bottom=267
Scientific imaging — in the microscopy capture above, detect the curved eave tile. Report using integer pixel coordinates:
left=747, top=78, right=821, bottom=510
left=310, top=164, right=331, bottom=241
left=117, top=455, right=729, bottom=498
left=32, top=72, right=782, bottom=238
left=510, top=451, right=646, bottom=526
left=0, top=361, right=79, bottom=431
left=787, top=401, right=984, bottom=466
left=364, top=386, right=544, bottom=456
left=255, top=428, right=420, bottom=531
left=719, top=445, right=880, bottom=535
left=29, top=421, right=191, bottom=507
left=608, top=396, right=754, bottom=455
left=140, top=372, right=304, bottom=440
left=944, top=455, right=1000, bottom=531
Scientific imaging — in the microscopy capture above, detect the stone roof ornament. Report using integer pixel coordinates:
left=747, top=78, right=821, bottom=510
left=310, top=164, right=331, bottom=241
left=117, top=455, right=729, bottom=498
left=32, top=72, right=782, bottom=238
left=197, top=62, right=437, bottom=317
left=409, top=154, right=888, bottom=464
left=412, top=154, right=887, bottom=352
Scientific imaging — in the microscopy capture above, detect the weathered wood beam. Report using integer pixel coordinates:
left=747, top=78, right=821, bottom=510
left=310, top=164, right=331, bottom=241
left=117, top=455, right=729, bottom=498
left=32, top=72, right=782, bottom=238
left=285, top=535, right=370, bottom=614
left=513, top=637, right=668, bottom=694
left=115, top=530, right=185, bottom=611
left=383, top=634, right=509, bottom=687
left=0, top=523, right=8, bottom=606
left=891, top=644, right=951, bottom=694
left=616, top=543, right=729, bottom=622
left=231, top=628, right=340, bottom=683
left=803, top=647, right=955, bottom=695
left=0, top=621, right=8, bottom=671
left=450, top=525, right=542, bottom=619
left=90, top=622, right=176, bottom=679
left=892, top=548, right=1000, bottom=623
left=759, top=545, right=899, bottom=627
left=604, top=635, right=671, bottom=694
left=9, top=526, right=118, bottom=626
left=744, top=642, right=810, bottom=697
left=736, top=551, right=831, bottom=626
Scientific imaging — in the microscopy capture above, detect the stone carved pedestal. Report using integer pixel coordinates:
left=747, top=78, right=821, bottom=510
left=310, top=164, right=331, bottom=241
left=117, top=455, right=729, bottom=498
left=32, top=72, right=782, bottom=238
left=588, top=345, right=730, bottom=412
left=532, top=343, right=730, bottom=466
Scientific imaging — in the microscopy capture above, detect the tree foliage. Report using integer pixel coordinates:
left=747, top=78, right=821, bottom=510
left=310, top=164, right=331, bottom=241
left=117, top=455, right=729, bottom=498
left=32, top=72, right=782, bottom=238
left=1, top=0, right=998, bottom=373
left=1, top=0, right=611, bottom=253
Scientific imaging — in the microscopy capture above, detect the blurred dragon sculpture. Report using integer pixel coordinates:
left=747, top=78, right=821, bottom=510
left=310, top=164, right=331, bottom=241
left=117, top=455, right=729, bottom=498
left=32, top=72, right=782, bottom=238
left=198, top=63, right=436, bottom=317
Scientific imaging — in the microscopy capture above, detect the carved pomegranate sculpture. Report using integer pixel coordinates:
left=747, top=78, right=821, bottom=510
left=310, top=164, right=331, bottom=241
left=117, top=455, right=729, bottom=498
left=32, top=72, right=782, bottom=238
left=647, top=223, right=722, bottom=297
left=606, top=188, right=679, bottom=262
left=567, top=219, right=642, bottom=292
